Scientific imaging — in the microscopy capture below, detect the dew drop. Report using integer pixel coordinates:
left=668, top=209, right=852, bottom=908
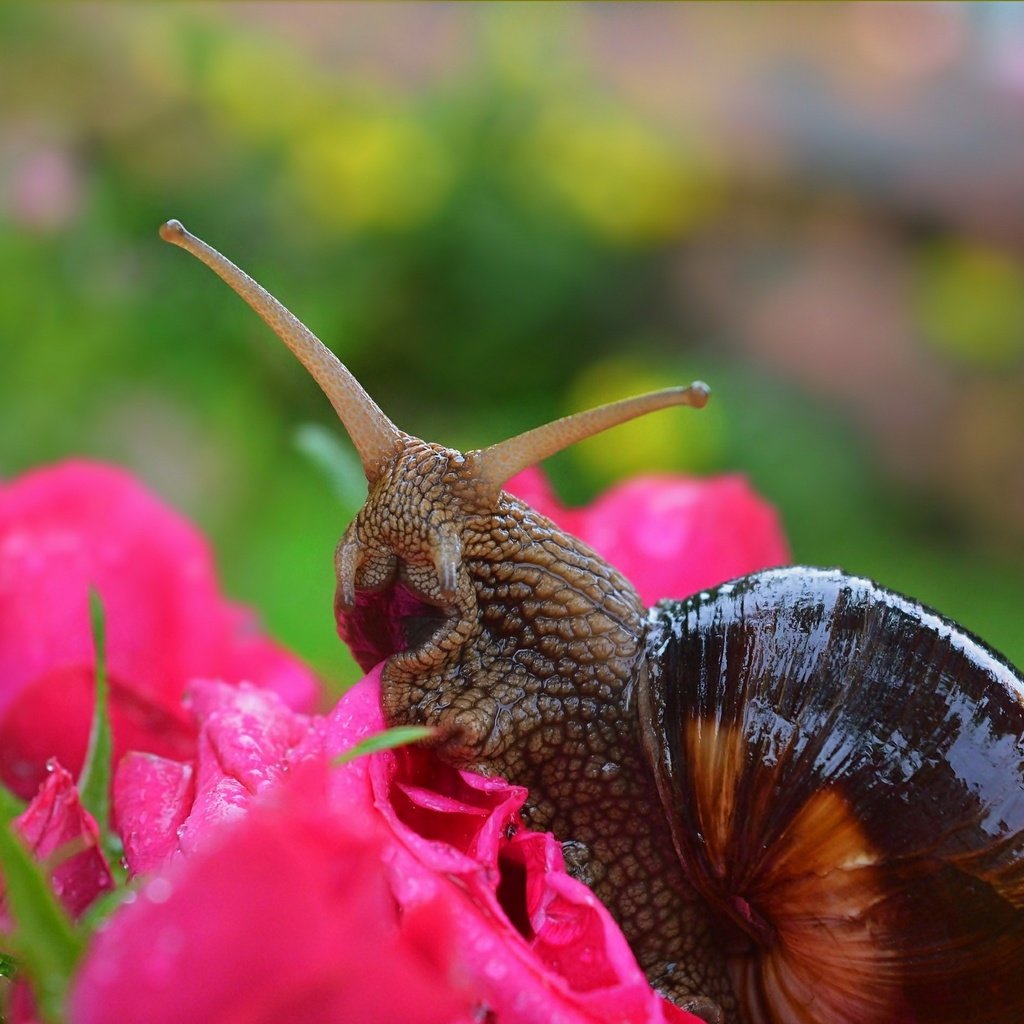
left=483, top=957, right=508, bottom=982
left=146, top=877, right=174, bottom=904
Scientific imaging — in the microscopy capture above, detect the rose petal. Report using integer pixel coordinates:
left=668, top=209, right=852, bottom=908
left=12, top=762, right=114, bottom=919
left=328, top=675, right=699, bottom=1024
left=577, top=475, right=790, bottom=603
left=113, top=754, right=194, bottom=877
left=113, top=670, right=699, bottom=1023
left=0, top=666, right=194, bottom=800
left=71, top=773, right=469, bottom=1024
left=115, top=681, right=324, bottom=871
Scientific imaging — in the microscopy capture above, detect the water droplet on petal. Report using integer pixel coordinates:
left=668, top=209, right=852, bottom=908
left=146, top=877, right=174, bottom=904
left=483, top=957, right=508, bottom=982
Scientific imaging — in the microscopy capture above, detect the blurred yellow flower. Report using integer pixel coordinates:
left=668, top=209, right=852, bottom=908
left=484, top=2, right=583, bottom=90
left=200, top=33, right=453, bottom=231
left=527, top=106, right=718, bottom=243
left=916, top=241, right=1024, bottom=367
left=205, top=35, right=326, bottom=144
left=289, top=113, right=453, bottom=231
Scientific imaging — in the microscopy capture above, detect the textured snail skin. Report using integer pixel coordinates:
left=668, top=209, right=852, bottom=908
left=337, top=441, right=739, bottom=1018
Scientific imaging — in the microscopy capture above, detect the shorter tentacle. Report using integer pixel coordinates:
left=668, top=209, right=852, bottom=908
left=470, top=383, right=710, bottom=498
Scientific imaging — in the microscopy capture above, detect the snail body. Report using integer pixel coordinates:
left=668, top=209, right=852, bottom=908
left=161, top=221, right=1024, bottom=1024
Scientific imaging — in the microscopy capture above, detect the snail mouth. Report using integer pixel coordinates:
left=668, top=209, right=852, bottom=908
left=336, top=580, right=453, bottom=672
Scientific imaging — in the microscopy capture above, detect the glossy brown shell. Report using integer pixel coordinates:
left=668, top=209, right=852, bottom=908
left=641, top=567, right=1024, bottom=1024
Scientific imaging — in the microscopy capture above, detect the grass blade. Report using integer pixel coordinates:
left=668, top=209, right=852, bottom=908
left=335, top=726, right=435, bottom=764
left=294, top=423, right=367, bottom=509
left=78, top=589, right=112, bottom=838
left=0, top=950, right=17, bottom=979
left=0, top=787, right=83, bottom=1023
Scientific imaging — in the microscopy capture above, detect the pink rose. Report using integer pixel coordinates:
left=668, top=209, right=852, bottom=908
left=324, top=672, right=695, bottom=1024
left=71, top=766, right=469, bottom=1024
left=0, top=461, right=319, bottom=798
left=81, top=672, right=697, bottom=1023
left=506, top=468, right=790, bottom=604
left=115, top=681, right=325, bottom=873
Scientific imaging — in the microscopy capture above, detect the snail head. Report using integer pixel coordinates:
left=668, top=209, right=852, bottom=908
left=159, top=220, right=709, bottom=685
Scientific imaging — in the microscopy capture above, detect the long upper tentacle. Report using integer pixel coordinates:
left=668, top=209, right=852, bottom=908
left=159, top=219, right=404, bottom=481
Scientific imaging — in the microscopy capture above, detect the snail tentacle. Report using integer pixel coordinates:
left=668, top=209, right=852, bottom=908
left=159, top=220, right=404, bottom=481
left=470, top=382, right=710, bottom=497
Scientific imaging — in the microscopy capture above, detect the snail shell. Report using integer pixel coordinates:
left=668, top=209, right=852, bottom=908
left=642, top=567, right=1024, bottom=1024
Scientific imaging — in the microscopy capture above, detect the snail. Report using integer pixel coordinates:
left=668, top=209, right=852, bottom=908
left=160, top=219, right=1024, bottom=1024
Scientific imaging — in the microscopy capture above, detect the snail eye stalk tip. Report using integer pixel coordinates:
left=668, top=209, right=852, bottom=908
left=158, top=219, right=186, bottom=244
left=688, top=381, right=711, bottom=409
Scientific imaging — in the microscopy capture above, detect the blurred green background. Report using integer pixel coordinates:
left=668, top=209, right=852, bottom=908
left=1, top=2, right=1022, bottom=693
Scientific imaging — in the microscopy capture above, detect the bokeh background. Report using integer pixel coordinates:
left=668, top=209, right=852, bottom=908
left=2, top=2, right=1022, bottom=691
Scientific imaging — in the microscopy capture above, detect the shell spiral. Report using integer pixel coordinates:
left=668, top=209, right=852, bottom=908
left=641, top=567, right=1024, bottom=1024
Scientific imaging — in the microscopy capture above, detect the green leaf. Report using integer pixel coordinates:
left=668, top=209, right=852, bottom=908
left=334, top=726, right=435, bottom=764
left=294, top=423, right=367, bottom=509
left=78, top=589, right=112, bottom=843
left=0, top=787, right=83, bottom=1024
left=0, top=950, right=18, bottom=979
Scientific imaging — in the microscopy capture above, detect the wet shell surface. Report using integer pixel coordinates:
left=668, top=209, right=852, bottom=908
left=641, top=567, right=1024, bottom=1024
